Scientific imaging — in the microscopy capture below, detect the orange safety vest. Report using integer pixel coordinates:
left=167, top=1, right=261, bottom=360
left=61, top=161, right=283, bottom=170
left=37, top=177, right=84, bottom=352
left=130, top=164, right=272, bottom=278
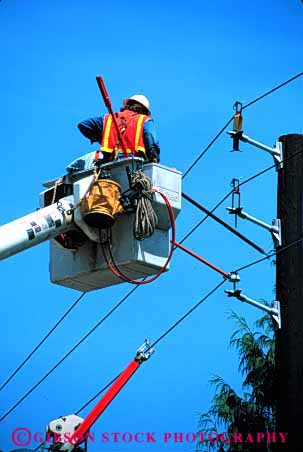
left=101, top=110, right=148, bottom=157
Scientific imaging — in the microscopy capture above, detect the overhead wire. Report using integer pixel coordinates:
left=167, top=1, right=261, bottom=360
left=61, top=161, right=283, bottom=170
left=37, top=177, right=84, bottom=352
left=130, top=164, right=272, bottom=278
left=241, top=70, right=303, bottom=111
left=0, top=292, right=86, bottom=394
left=148, top=279, right=226, bottom=349
left=0, top=285, right=140, bottom=422
left=234, top=237, right=303, bottom=274
left=182, top=192, right=267, bottom=255
left=182, top=116, right=234, bottom=179
left=75, top=279, right=226, bottom=414
left=75, top=374, right=121, bottom=415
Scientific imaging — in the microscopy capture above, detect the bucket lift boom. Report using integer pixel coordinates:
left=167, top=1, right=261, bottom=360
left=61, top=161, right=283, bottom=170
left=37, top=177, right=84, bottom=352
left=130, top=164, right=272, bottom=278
left=0, top=198, right=74, bottom=261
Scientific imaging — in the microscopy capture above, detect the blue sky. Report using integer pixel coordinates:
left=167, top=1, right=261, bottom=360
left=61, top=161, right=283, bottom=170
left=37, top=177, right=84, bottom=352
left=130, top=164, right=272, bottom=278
left=1, top=1, right=303, bottom=451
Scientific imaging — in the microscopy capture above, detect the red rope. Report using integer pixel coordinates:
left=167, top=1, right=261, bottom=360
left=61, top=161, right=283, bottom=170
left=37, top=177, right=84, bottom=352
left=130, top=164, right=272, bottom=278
left=104, top=189, right=176, bottom=285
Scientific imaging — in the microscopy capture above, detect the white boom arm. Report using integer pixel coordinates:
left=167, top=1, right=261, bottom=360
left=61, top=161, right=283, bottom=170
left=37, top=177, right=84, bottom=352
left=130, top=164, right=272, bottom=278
left=0, top=198, right=74, bottom=261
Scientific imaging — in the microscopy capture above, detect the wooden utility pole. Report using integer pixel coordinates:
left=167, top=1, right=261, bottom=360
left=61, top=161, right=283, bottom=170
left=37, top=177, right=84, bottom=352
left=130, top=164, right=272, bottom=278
left=275, top=134, right=303, bottom=450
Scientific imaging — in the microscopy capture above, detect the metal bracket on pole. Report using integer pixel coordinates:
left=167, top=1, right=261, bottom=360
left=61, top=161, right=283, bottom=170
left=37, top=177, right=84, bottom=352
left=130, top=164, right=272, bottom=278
left=227, top=130, right=283, bottom=170
left=225, top=289, right=281, bottom=329
left=226, top=207, right=281, bottom=248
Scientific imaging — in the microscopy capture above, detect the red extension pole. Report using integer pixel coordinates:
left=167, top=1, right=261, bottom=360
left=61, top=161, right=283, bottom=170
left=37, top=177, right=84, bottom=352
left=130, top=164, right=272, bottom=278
left=173, top=241, right=230, bottom=279
left=96, top=75, right=129, bottom=158
left=69, top=360, right=140, bottom=445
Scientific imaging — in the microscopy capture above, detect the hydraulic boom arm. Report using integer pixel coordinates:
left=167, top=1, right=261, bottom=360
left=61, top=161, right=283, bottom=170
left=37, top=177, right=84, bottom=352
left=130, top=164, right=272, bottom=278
left=0, top=198, right=74, bottom=261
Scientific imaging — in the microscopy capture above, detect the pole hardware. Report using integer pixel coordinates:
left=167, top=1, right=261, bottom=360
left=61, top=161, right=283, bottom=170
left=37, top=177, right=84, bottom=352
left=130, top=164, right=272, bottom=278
left=230, top=178, right=242, bottom=228
left=227, top=271, right=240, bottom=284
left=182, top=192, right=267, bottom=255
left=231, top=102, right=243, bottom=152
left=135, top=339, right=155, bottom=363
left=225, top=289, right=281, bottom=329
left=227, top=130, right=283, bottom=170
left=227, top=271, right=241, bottom=292
left=226, top=207, right=281, bottom=248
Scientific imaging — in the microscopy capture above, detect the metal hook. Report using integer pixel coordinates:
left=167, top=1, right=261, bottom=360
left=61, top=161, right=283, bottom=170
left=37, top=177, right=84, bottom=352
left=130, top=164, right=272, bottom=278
left=230, top=178, right=241, bottom=228
left=233, top=101, right=243, bottom=113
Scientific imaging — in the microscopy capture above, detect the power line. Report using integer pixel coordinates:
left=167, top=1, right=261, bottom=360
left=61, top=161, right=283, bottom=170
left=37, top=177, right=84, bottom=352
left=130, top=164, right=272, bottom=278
left=0, top=292, right=86, bottom=394
left=239, top=147, right=303, bottom=189
left=0, top=285, right=140, bottom=422
left=149, top=279, right=226, bottom=349
left=179, top=190, right=233, bottom=245
left=242, top=70, right=303, bottom=110
left=182, top=192, right=266, bottom=255
left=182, top=116, right=234, bottom=180
left=76, top=374, right=121, bottom=415
left=182, top=69, right=303, bottom=179
left=234, top=237, right=303, bottom=273
left=75, top=279, right=226, bottom=413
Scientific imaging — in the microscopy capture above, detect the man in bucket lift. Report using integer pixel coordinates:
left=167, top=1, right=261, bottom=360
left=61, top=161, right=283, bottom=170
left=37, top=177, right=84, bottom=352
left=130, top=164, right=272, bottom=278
left=65, top=95, right=161, bottom=232
left=67, top=95, right=160, bottom=173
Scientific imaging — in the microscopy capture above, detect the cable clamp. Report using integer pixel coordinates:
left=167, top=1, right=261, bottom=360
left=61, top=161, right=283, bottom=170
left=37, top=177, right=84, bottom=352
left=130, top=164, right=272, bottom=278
left=227, top=131, right=283, bottom=170
left=227, top=207, right=281, bottom=248
left=226, top=272, right=240, bottom=283
left=135, top=339, right=155, bottom=363
left=230, top=178, right=242, bottom=228
left=225, top=289, right=281, bottom=328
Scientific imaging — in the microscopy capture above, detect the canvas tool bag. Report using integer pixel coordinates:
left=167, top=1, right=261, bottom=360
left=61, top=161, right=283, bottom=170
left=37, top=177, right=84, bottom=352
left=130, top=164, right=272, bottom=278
left=81, top=179, right=123, bottom=229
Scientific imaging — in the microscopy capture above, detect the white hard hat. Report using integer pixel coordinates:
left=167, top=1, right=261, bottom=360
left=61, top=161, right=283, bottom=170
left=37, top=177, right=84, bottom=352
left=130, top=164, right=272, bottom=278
left=124, top=94, right=150, bottom=113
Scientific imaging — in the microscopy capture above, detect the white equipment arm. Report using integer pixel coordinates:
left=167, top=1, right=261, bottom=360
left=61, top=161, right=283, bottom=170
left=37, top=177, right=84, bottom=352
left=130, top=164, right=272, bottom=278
left=0, top=198, right=74, bottom=261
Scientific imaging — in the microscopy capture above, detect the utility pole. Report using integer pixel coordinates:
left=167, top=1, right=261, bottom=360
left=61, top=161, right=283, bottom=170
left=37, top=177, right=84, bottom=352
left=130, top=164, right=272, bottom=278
left=275, top=134, right=303, bottom=451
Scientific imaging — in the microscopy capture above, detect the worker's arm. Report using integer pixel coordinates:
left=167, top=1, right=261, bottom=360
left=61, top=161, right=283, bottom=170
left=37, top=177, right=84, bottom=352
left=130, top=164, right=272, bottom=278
left=77, top=116, right=104, bottom=144
left=143, top=118, right=160, bottom=163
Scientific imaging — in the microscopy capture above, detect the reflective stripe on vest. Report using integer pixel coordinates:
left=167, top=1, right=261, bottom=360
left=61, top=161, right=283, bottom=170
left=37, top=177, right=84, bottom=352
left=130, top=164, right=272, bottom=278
left=101, top=111, right=148, bottom=156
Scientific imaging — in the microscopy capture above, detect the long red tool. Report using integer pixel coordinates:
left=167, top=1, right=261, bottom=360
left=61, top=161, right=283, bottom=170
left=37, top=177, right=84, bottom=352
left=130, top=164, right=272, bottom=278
left=67, top=341, right=154, bottom=448
left=173, top=241, right=231, bottom=279
left=96, top=75, right=129, bottom=158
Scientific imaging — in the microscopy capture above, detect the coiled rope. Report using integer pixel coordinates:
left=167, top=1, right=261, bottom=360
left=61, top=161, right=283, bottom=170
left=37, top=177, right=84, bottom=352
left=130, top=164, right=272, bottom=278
left=131, top=170, right=158, bottom=240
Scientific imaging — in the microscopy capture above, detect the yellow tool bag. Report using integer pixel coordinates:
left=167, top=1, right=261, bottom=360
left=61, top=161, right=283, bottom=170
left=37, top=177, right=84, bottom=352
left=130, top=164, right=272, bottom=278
left=81, top=179, right=123, bottom=229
